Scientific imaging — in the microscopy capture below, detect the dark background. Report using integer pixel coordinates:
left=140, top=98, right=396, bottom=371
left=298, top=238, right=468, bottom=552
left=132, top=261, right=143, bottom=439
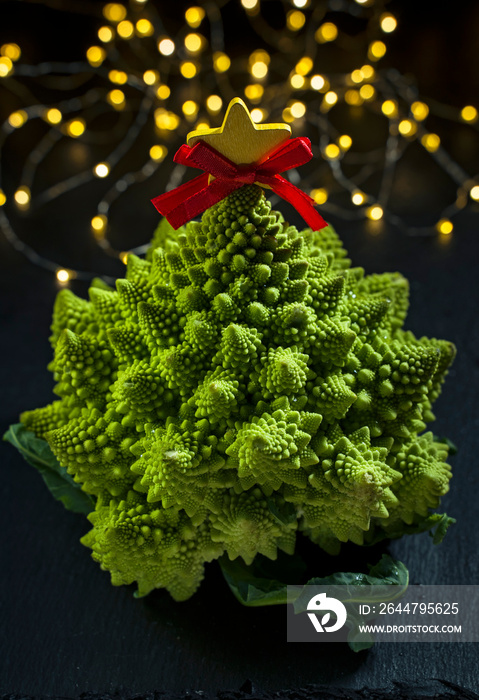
left=1, top=1, right=479, bottom=697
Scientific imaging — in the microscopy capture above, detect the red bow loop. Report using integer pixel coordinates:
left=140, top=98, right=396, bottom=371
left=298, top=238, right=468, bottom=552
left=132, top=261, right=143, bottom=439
left=151, top=137, right=327, bottom=230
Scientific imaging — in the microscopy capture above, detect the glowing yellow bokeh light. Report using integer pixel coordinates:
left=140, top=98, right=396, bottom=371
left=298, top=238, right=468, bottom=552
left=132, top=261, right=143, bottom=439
left=182, top=100, right=198, bottom=117
left=109, top=70, right=128, bottom=84
left=293, top=0, right=308, bottom=7
left=103, top=3, right=127, bottom=22
left=86, top=46, right=106, bottom=67
left=290, top=101, right=306, bottom=118
left=250, top=108, right=265, bottom=123
left=98, top=26, right=115, bottom=42
left=398, top=119, right=417, bottom=137
left=241, top=0, right=258, bottom=8
left=421, top=133, right=440, bottom=152
left=359, top=84, right=375, bottom=100
left=250, top=61, right=268, bottom=79
left=0, top=57, right=13, bottom=77
left=158, top=38, right=175, bottom=56
left=195, top=121, right=210, bottom=131
left=351, top=69, right=364, bottom=84
left=156, top=84, right=170, bottom=100
left=8, top=110, right=27, bottom=128
left=351, top=190, right=366, bottom=205
left=155, top=109, right=180, bottom=130
left=295, top=57, right=313, bottom=76
left=460, top=105, right=478, bottom=123
left=249, top=50, right=270, bottom=65
left=14, top=187, right=30, bottom=208
left=324, top=144, right=340, bottom=160
left=185, top=33, right=204, bottom=53
left=310, top=188, right=328, bottom=205
left=56, top=269, right=70, bottom=283
left=411, top=101, right=429, bottom=121
left=117, top=20, right=134, bottom=38
left=287, top=10, right=306, bottom=30
left=367, top=205, right=384, bottom=220
left=0, top=189, right=6, bottom=206
left=361, top=64, right=375, bottom=80
left=310, top=74, right=326, bottom=91
left=136, top=19, right=154, bottom=36
left=143, top=70, right=159, bottom=85
left=436, top=218, right=453, bottom=235
left=213, top=52, right=230, bottom=72
left=381, top=100, right=398, bottom=117
left=206, top=95, right=223, bottom=113
left=345, top=89, right=363, bottom=106
left=368, top=40, right=386, bottom=60
left=315, top=22, right=338, bottom=43
left=180, top=61, right=197, bottom=78
left=185, top=7, right=205, bottom=28
left=380, top=14, right=397, bottom=33
left=469, top=185, right=479, bottom=201
left=91, top=215, right=107, bottom=233
left=149, top=145, right=168, bottom=161
left=107, top=89, right=125, bottom=107
left=66, top=119, right=86, bottom=137
left=244, top=84, right=264, bottom=101
left=290, top=74, right=305, bottom=89
left=94, top=162, right=110, bottom=178
left=324, top=91, right=338, bottom=106
left=120, top=252, right=129, bottom=265
left=282, top=108, right=294, bottom=123
left=339, top=134, right=352, bottom=150
left=1, top=43, right=21, bottom=61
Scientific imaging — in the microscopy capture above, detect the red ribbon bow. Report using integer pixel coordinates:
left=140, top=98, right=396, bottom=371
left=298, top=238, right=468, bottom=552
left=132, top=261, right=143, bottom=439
left=151, top=137, right=327, bottom=230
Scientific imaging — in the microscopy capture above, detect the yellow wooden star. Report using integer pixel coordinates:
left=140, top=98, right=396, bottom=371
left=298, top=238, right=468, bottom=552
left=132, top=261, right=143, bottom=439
left=187, top=98, right=291, bottom=165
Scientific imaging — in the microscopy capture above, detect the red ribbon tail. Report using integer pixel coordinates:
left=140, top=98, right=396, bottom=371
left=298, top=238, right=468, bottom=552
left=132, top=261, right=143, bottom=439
left=151, top=173, right=210, bottom=229
left=261, top=175, right=328, bottom=230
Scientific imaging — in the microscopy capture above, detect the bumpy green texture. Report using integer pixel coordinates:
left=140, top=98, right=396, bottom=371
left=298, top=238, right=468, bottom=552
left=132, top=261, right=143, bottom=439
left=21, top=185, right=455, bottom=600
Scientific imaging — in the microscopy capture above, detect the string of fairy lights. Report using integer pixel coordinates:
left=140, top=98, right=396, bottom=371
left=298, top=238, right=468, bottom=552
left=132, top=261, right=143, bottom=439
left=0, top=0, right=478, bottom=285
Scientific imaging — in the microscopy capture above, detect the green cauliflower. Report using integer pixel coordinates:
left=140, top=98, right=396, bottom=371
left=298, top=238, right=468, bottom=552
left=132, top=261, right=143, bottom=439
left=21, top=185, right=455, bottom=600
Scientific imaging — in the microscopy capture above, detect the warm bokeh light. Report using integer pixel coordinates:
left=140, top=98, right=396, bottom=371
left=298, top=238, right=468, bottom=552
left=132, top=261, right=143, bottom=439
left=290, top=74, right=305, bottom=89
left=361, top=64, right=375, bottom=80
left=103, top=4, right=127, bottom=22
left=136, top=19, right=154, bottom=36
left=86, top=46, right=106, bottom=67
left=241, top=0, right=258, bottom=8
left=0, top=57, right=13, bottom=77
left=117, top=20, right=134, bottom=39
left=107, top=89, right=125, bottom=107
left=244, top=84, right=264, bottom=101
left=14, top=187, right=31, bottom=208
left=109, top=70, right=128, bottom=84
left=380, top=14, right=397, bottom=33
left=411, top=101, right=429, bottom=121
left=0, top=189, right=6, bottom=206
left=324, top=144, right=340, bottom=159
left=56, top=269, right=71, bottom=283
left=1, top=43, right=21, bottom=61
left=250, top=61, right=268, bottom=79
left=156, top=84, right=170, bottom=100
left=158, top=38, right=175, bottom=56
left=469, top=185, right=479, bottom=201
left=368, top=41, right=386, bottom=60
left=310, top=74, right=326, bottom=91
left=66, top=119, right=86, bottom=137
left=213, top=52, right=230, bottom=72
left=436, top=218, right=453, bottom=235
left=94, top=162, right=110, bottom=178
left=287, top=10, right=306, bottom=30
left=350, top=69, right=364, bottom=84
left=339, top=134, right=352, bottom=150
left=154, top=109, right=180, bottom=130
left=345, top=90, right=363, bottom=106
left=91, top=215, right=107, bottom=234
left=398, top=119, right=417, bottom=137
left=98, top=26, right=115, bottom=43
left=185, top=7, right=205, bottom=28
left=381, top=100, right=398, bottom=117
left=315, top=22, right=338, bottom=43
left=250, top=108, right=265, bottom=123
left=149, top=144, right=168, bottom=161
left=8, top=110, right=27, bottom=128
left=352, top=190, right=366, bottom=205
left=295, top=57, right=313, bottom=76
left=206, top=95, right=223, bottom=113
left=366, top=205, right=384, bottom=220
left=359, top=84, right=375, bottom=100
left=290, top=101, right=306, bottom=118
left=460, top=105, right=478, bottom=123
left=310, top=188, right=328, bottom=205
left=180, top=62, right=197, bottom=78
left=421, top=133, right=441, bottom=152
left=143, top=70, right=159, bottom=85
left=324, top=91, right=338, bottom=106
left=185, top=33, right=204, bottom=53
left=182, top=100, right=199, bottom=117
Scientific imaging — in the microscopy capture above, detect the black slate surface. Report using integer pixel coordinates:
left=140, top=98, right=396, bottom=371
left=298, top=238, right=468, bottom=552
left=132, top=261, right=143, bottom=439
left=2, top=1, right=479, bottom=697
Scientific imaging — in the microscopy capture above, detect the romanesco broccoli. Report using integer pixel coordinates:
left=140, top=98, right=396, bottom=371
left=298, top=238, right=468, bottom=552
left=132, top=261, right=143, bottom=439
left=21, top=185, right=455, bottom=600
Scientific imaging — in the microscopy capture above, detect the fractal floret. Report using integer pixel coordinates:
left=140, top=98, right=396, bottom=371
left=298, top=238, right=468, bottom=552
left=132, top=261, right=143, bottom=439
left=21, top=185, right=455, bottom=600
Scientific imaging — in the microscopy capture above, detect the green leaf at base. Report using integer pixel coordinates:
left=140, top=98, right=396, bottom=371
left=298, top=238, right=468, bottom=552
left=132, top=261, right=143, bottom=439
left=4, top=423, right=95, bottom=515
left=364, top=512, right=455, bottom=547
